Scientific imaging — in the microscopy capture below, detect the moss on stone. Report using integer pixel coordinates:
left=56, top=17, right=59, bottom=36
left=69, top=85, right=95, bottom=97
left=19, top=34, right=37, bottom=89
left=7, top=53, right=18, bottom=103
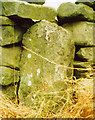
left=0, top=46, right=22, bottom=68
left=76, top=0, right=95, bottom=11
left=0, top=16, right=14, bottom=25
left=63, top=21, right=94, bottom=46
left=0, top=66, right=19, bottom=85
left=19, top=20, right=75, bottom=105
left=0, top=26, right=24, bottom=46
left=76, top=47, right=95, bottom=63
left=2, top=1, right=56, bottom=22
left=57, top=2, right=94, bottom=25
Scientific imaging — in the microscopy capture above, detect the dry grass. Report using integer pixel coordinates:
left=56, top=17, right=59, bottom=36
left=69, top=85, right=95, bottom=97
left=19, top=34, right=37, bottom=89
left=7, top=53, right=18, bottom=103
left=0, top=77, right=94, bottom=118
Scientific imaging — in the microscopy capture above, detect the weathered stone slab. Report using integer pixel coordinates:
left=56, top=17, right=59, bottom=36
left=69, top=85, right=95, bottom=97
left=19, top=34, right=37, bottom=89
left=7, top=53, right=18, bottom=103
left=22, top=20, right=74, bottom=64
left=0, top=16, right=14, bottom=25
left=63, top=21, right=94, bottom=46
left=57, top=2, right=94, bottom=25
left=76, top=0, right=95, bottom=11
left=0, top=0, right=45, bottom=5
left=0, top=46, right=22, bottom=68
left=0, top=25, right=24, bottom=46
left=0, top=66, right=19, bottom=85
left=19, top=20, right=75, bottom=106
left=2, top=1, right=56, bottom=22
left=74, top=61, right=92, bottom=78
left=76, top=47, right=95, bottom=63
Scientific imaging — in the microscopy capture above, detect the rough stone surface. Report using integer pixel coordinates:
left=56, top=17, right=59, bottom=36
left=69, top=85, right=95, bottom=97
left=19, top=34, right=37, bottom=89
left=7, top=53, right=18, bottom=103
left=76, top=0, right=95, bottom=11
left=0, top=66, right=19, bottom=85
left=57, top=2, right=94, bottom=25
left=0, top=84, right=17, bottom=101
left=19, top=20, right=75, bottom=105
left=0, top=46, right=22, bottom=68
left=2, top=1, right=56, bottom=22
left=0, top=1, right=2, bottom=15
left=0, top=16, right=14, bottom=25
left=0, top=25, right=24, bottom=46
left=74, top=61, right=92, bottom=78
left=76, top=47, right=95, bottom=63
left=1, top=0, right=45, bottom=5
left=21, top=0, right=45, bottom=5
left=63, top=21, right=94, bottom=46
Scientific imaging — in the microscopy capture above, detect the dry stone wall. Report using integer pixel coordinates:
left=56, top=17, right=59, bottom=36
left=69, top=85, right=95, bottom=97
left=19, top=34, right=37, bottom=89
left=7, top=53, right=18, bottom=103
left=0, top=0, right=95, bottom=105
left=59, top=1, right=95, bottom=79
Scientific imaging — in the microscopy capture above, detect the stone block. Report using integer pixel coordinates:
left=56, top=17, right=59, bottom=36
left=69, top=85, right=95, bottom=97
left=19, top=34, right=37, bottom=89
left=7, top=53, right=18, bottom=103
left=0, top=25, right=24, bottom=46
left=57, top=2, right=94, bottom=25
left=76, top=0, right=95, bottom=11
left=76, top=47, right=95, bottom=63
left=0, top=2, right=2, bottom=15
left=0, top=16, right=14, bottom=25
left=2, top=1, right=56, bottom=22
left=63, top=21, right=94, bottom=46
left=19, top=20, right=75, bottom=105
left=21, top=0, right=45, bottom=5
left=0, top=46, right=22, bottom=68
left=0, top=66, right=19, bottom=85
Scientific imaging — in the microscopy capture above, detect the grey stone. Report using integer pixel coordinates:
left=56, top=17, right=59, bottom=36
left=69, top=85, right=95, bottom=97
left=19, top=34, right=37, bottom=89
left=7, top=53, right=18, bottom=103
left=21, top=0, right=45, bottom=5
left=0, top=46, right=22, bottom=68
left=76, top=47, right=95, bottom=63
left=74, top=61, right=92, bottom=78
left=0, top=1, right=2, bottom=15
left=0, top=16, right=14, bottom=25
left=0, top=25, right=24, bottom=46
left=57, top=2, right=94, bottom=25
left=19, top=20, right=75, bottom=106
left=63, top=21, right=94, bottom=46
left=0, top=0, right=45, bottom=5
left=75, top=0, right=95, bottom=11
left=0, top=66, right=19, bottom=85
left=2, top=1, right=56, bottom=22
